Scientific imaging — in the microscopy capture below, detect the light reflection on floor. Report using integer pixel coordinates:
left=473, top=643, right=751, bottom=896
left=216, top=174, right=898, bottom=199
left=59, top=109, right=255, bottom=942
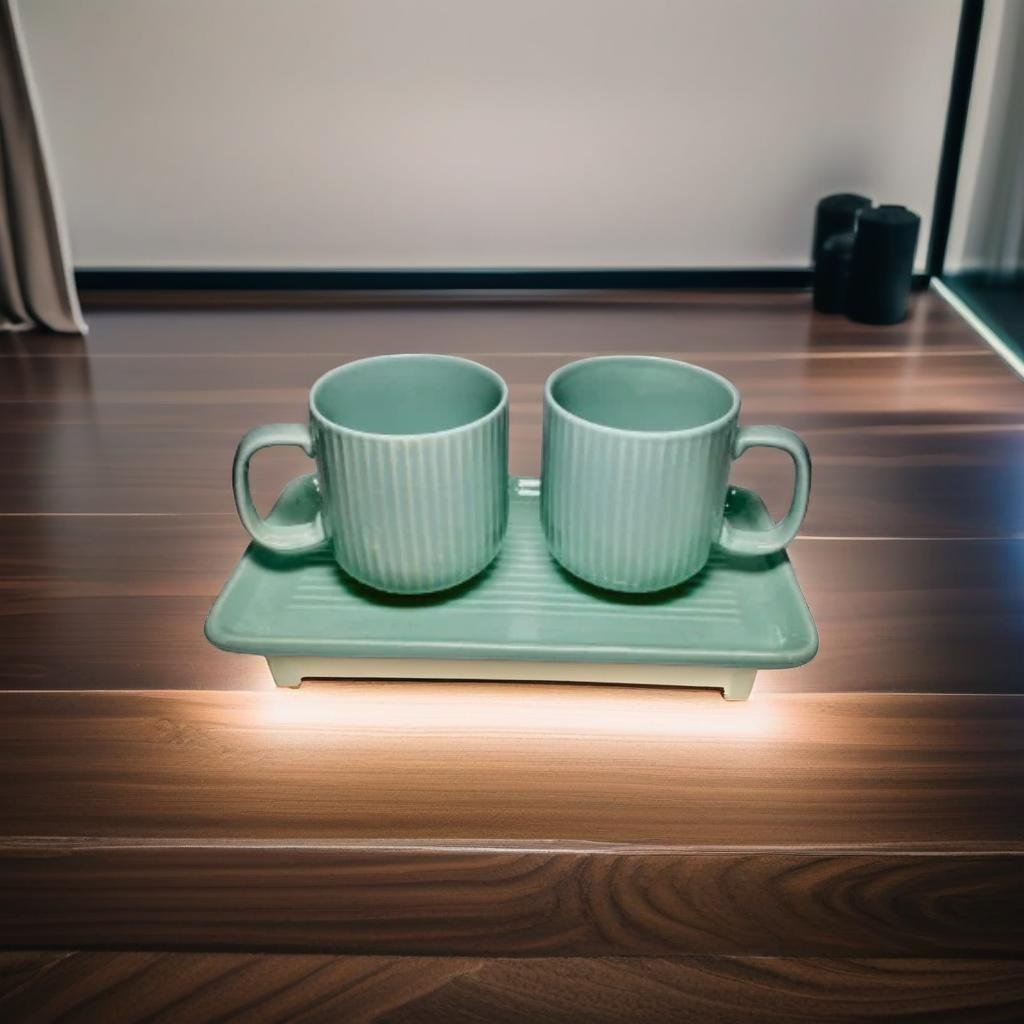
left=257, top=680, right=780, bottom=740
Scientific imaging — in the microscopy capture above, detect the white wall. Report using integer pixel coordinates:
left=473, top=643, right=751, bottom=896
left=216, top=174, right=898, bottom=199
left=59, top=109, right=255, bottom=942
left=18, top=0, right=960, bottom=269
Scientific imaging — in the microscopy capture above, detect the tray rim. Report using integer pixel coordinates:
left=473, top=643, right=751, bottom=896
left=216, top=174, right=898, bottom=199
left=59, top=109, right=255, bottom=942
left=206, top=477, right=819, bottom=669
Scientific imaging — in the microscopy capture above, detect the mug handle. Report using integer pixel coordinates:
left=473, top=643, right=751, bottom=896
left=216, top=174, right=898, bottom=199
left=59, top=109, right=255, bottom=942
left=232, top=424, right=329, bottom=553
left=717, top=425, right=811, bottom=557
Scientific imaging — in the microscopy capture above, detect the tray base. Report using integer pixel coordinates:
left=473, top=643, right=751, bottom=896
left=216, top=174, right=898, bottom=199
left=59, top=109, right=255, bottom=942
left=266, top=656, right=757, bottom=700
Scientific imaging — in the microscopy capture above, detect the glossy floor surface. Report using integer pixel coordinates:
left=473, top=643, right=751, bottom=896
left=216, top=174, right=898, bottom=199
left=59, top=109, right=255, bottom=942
left=1, top=289, right=1022, bottom=1022
left=3, top=289, right=1023, bottom=694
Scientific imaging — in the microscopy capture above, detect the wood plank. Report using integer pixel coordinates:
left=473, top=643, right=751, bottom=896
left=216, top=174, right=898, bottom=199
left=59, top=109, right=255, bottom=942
left=382, top=958, right=1024, bottom=1024
left=0, top=951, right=479, bottom=1024
left=1, top=689, right=1021, bottom=846
left=67, top=288, right=1002, bottom=355
left=763, top=536, right=1024, bottom=692
left=0, top=951, right=69, bottom=999
left=1, top=291, right=1021, bottom=1012
left=3, top=291, right=1023, bottom=536
left=1, top=952, right=1022, bottom=1023
left=3, top=340, right=1012, bottom=396
left=2, top=513, right=1021, bottom=692
left=1, top=842, right=1021, bottom=957
left=4, top=400, right=1023, bottom=537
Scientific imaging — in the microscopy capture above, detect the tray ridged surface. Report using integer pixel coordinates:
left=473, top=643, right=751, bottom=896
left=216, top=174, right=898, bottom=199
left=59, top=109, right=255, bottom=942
left=206, top=477, right=817, bottom=667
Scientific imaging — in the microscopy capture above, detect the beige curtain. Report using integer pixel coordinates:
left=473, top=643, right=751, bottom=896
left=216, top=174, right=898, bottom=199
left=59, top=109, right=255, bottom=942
left=0, top=0, right=85, bottom=334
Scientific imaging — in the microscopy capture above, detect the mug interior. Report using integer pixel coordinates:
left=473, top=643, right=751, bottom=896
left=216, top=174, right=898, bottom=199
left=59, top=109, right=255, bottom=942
left=549, top=357, right=736, bottom=432
left=312, top=355, right=505, bottom=435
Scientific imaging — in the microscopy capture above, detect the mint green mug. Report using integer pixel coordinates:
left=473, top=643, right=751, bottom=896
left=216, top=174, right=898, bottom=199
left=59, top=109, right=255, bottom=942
left=233, top=354, right=509, bottom=594
left=541, top=356, right=811, bottom=593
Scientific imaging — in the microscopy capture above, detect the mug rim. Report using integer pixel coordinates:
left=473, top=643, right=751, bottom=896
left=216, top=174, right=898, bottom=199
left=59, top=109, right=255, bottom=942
left=309, top=353, right=508, bottom=440
left=545, top=355, right=741, bottom=438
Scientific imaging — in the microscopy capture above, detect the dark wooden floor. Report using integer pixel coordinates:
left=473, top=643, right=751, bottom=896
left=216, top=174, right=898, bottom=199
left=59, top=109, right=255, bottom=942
left=1, top=289, right=1022, bottom=1021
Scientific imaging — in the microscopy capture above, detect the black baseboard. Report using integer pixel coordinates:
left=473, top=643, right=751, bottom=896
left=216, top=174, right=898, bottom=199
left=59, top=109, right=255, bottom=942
left=75, top=267, right=930, bottom=292
left=75, top=267, right=815, bottom=291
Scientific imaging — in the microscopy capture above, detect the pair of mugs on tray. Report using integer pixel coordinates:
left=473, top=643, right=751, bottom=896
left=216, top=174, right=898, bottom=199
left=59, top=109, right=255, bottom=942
left=233, top=353, right=810, bottom=595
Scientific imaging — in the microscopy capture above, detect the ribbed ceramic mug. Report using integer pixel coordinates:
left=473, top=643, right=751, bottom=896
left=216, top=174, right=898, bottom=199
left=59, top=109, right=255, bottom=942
left=233, top=354, right=509, bottom=594
left=541, top=356, right=810, bottom=593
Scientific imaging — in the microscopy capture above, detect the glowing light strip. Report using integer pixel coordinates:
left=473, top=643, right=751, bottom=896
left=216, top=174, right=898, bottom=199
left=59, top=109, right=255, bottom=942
left=932, top=277, right=1024, bottom=380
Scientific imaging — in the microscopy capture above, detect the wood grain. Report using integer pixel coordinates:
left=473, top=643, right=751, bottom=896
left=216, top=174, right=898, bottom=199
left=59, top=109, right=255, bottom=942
left=0, top=289, right=1022, bottom=693
left=2, top=515, right=1021, bottom=692
left=45, top=289, right=999, bottom=355
left=1, top=290, right=1022, bottom=1016
left=1, top=952, right=1022, bottom=1023
left=1, top=843, right=1021, bottom=957
left=1, top=688, right=1021, bottom=847
left=764, top=537, right=1024, bottom=693
left=4, top=395, right=1022, bottom=536
left=3, top=292, right=1023, bottom=535
left=0, top=512, right=1019, bottom=696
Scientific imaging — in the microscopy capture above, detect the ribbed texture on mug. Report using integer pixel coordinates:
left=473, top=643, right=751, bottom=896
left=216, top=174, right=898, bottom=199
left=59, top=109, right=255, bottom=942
left=316, top=409, right=508, bottom=594
left=542, top=403, right=733, bottom=592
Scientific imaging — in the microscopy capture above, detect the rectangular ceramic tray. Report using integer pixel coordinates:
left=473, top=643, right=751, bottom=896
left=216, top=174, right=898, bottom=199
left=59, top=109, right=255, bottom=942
left=207, top=477, right=816, bottom=700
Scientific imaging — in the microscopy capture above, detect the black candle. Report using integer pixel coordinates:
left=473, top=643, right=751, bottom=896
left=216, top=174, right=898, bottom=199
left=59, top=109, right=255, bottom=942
left=813, top=231, right=855, bottom=314
left=812, top=193, right=873, bottom=264
left=846, top=205, right=920, bottom=325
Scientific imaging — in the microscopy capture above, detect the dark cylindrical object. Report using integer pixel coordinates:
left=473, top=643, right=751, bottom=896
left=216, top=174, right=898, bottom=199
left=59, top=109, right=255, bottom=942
left=846, top=205, right=921, bottom=325
left=813, top=231, right=855, bottom=313
left=812, top=193, right=872, bottom=264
